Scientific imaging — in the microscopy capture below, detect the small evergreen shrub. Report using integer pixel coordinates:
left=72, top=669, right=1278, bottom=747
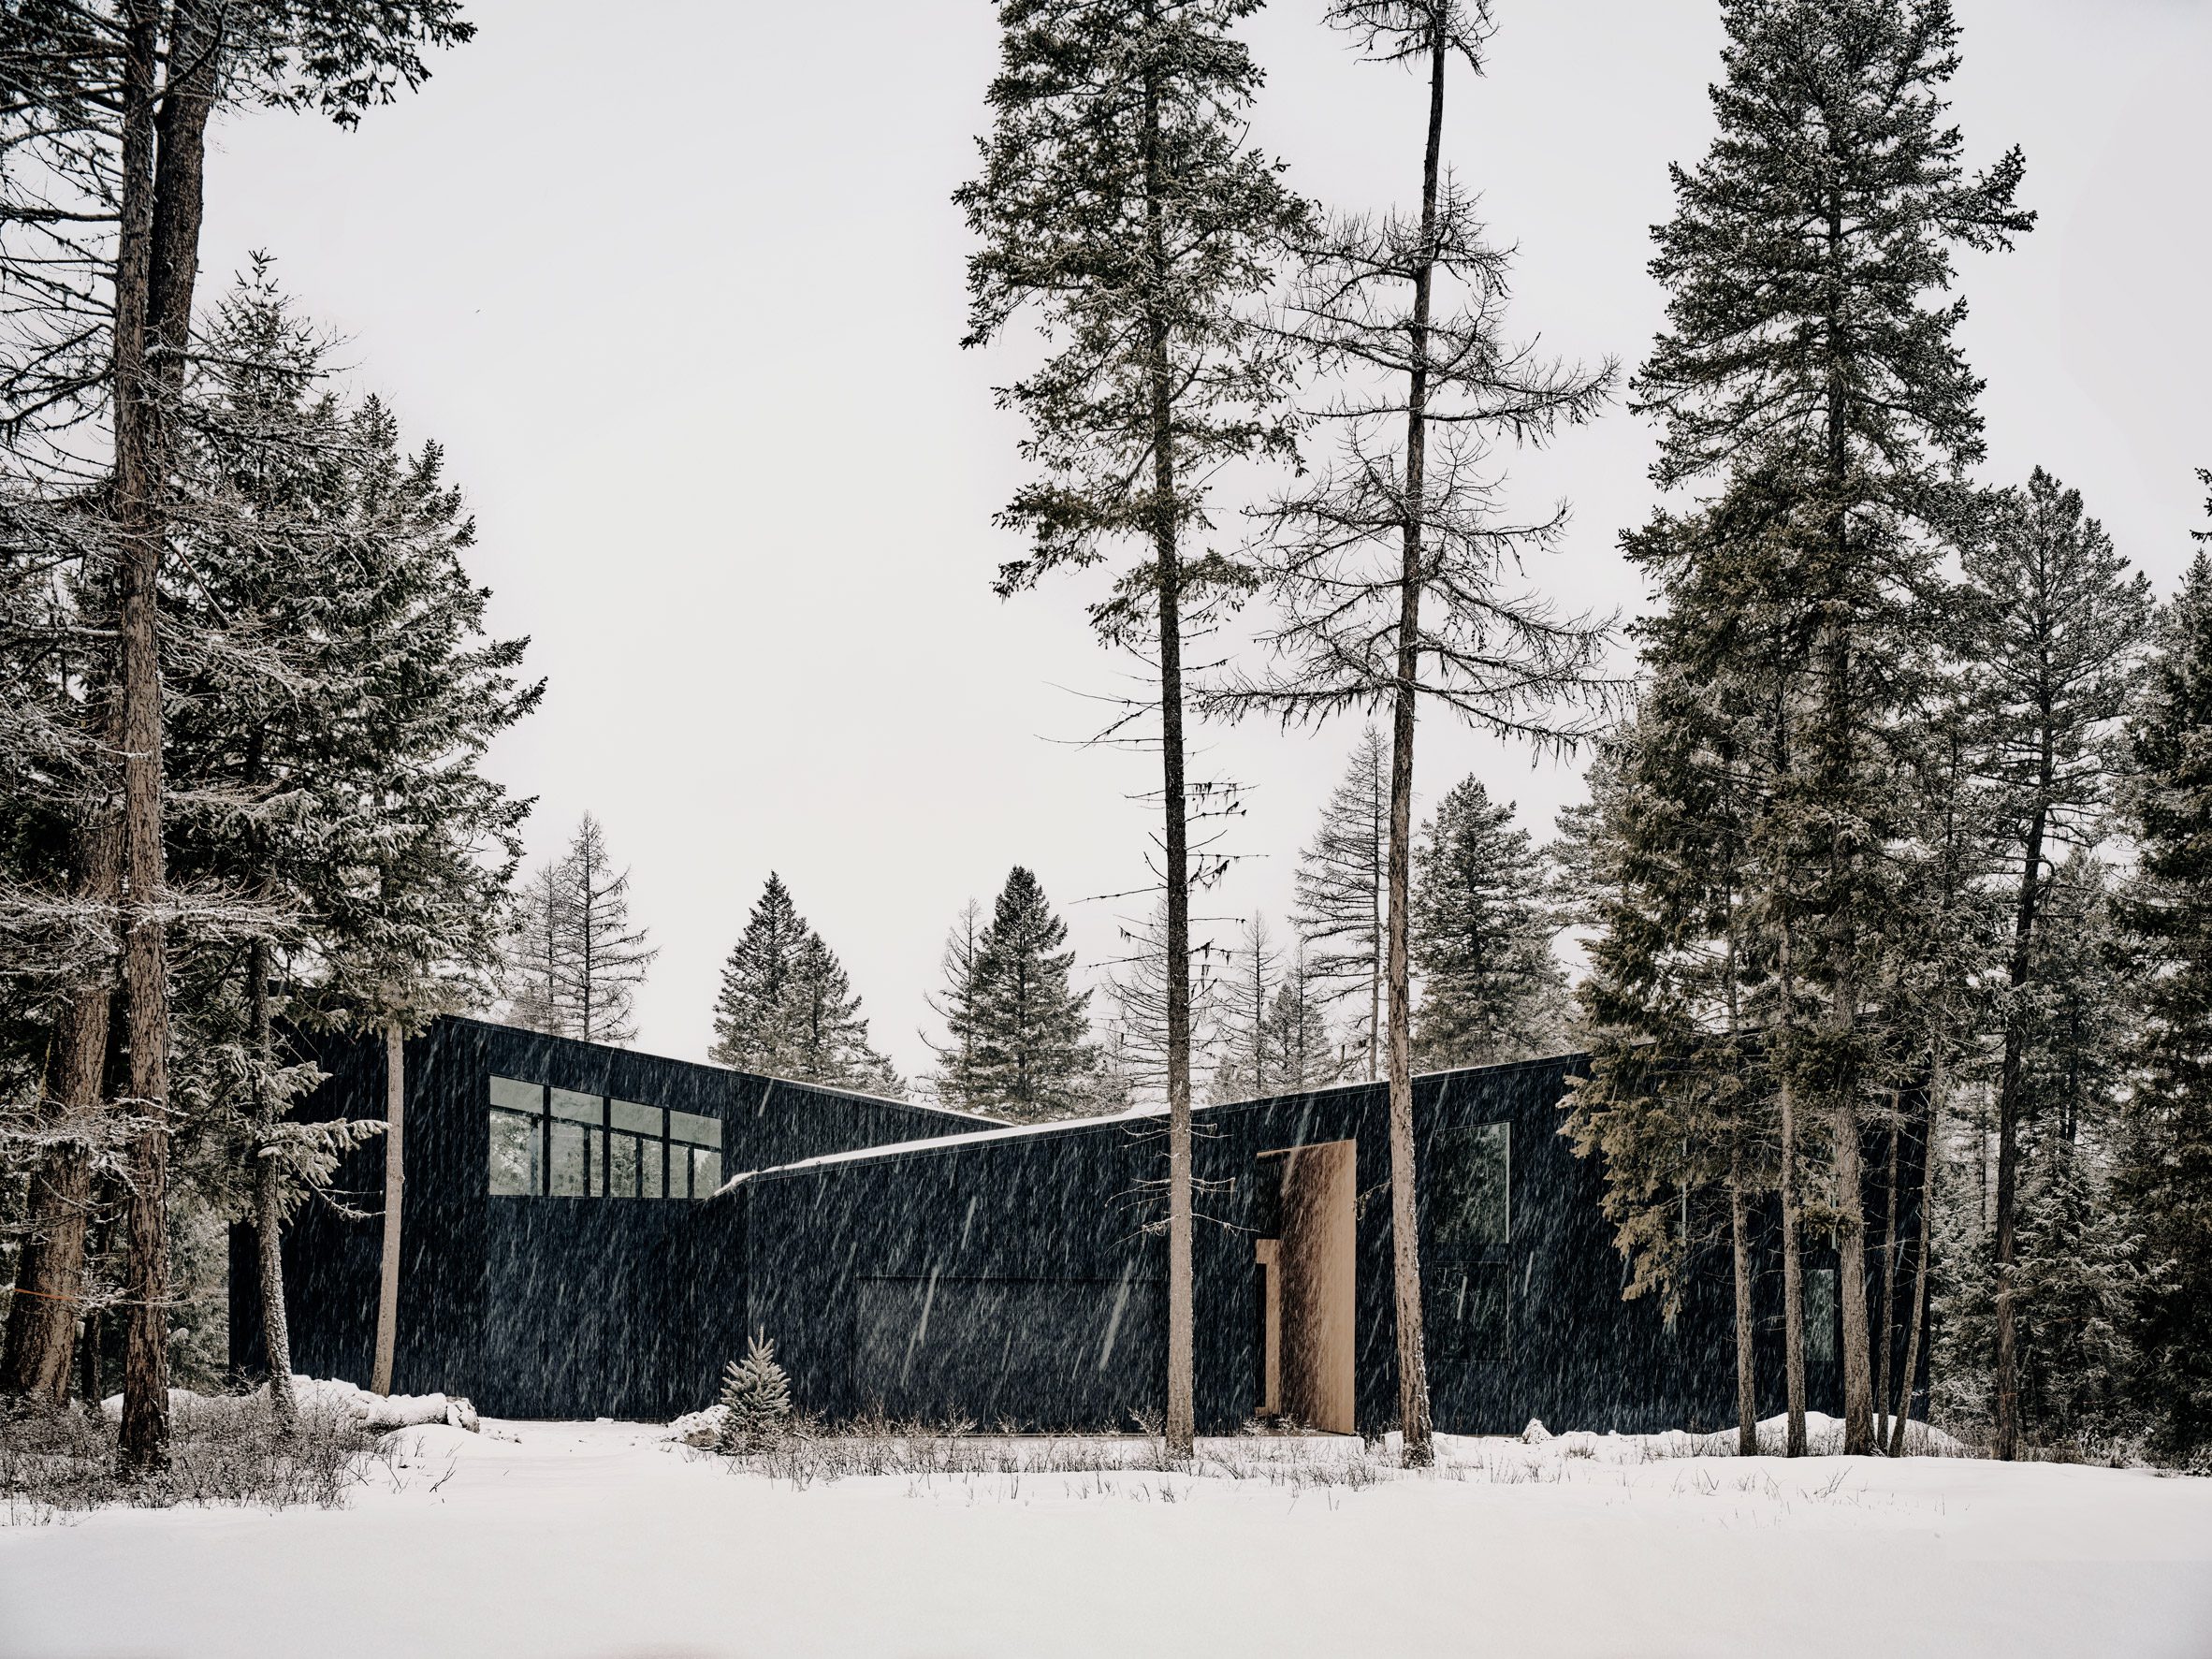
left=714, top=1332, right=793, bottom=1453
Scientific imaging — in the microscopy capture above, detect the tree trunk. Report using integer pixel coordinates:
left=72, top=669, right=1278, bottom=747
left=112, top=0, right=220, bottom=1479
left=1379, top=20, right=1451, bottom=1472
left=247, top=939, right=296, bottom=1430
left=1, top=821, right=119, bottom=1404
left=1833, top=1091, right=1876, bottom=1454
left=1138, top=32, right=1195, bottom=1460
left=371, top=1024, right=405, bottom=1396
left=1730, top=1164, right=1757, bottom=1455
left=109, top=0, right=166, bottom=1477
left=1875, top=1096, right=1901, bottom=1450
left=1992, top=798, right=2047, bottom=1463
left=1773, top=691, right=1807, bottom=1458
left=1889, top=1050, right=1944, bottom=1457
left=79, top=1305, right=104, bottom=1417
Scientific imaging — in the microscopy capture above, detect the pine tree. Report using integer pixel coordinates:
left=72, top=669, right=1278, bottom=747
left=709, top=876, right=901, bottom=1095
left=1209, top=915, right=1281, bottom=1103
left=2118, top=493, right=2212, bottom=1467
left=714, top=1332, right=794, bottom=1452
left=1963, top=468, right=2149, bottom=1459
left=0, top=0, right=475, bottom=1470
left=957, top=0, right=1313, bottom=1458
left=1211, top=1, right=1613, bottom=1466
left=1631, top=0, right=2031, bottom=1457
left=1561, top=678, right=1776, bottom=1453
left=941, top=867, right=1097, bottom=1123
left=1261, top=944, right=1341, bottom=1092
left=1291, top=728, right=1389, bottom=1081
left=1411, top=776, right=1566, bottom=1069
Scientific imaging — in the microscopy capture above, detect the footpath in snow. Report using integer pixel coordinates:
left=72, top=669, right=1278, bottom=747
left=3, top=1416, right=2209, bottom=1659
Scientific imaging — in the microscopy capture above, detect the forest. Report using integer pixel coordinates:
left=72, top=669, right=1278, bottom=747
left=2, top=0, right=2207, bottom=1499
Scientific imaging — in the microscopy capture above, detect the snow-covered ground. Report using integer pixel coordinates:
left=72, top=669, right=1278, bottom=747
left=3, top=1418, right=2208, bottom=1659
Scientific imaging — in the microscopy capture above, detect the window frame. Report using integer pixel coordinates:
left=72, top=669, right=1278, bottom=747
left=486, top=1077, right=722, bottom=1201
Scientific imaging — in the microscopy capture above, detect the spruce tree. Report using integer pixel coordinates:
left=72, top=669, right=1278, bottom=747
left=1632, top=0, right=2031, bottom=1456
left=2118, top=492, right=2212, bottom=1467
left=1963, top=467, right=2149, bottom=1458
left=957, top=0, right=1312, bottom=1457
left=5, top=267, right=535, bottom=1426
left=709, top=876, right=901, bottom=1095
left=1261, top=945, right=1341, bottom=1092
left=714, top=1332, right=793, bottom=1452
left=942, top=867, right=1097, bottom=1123
left=1291, top=727, right=1389, bottom=1080
left=1410, top=776, right=1565, bottom=1070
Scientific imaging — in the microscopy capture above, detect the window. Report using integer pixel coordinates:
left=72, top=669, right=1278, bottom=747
left=1806, top=1268, right=1839, bottom=1364
left=487, top=1080, right=721, bottom=1200
left=488, top=1077, right=542, bottom=1196
left=1429, top=1263, right=1510, bottom=1369
left=1429, top=1122, right=1510, bottom=1251
left=667, top=1110, right=721, bottom=1199
left=610, top=1100, right=664, bottom=1200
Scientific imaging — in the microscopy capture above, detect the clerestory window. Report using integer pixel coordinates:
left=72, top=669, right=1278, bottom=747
left=487, top=1076, right=724, bottom=1199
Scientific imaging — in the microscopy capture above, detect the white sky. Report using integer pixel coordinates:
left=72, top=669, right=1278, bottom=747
left=194, top=0, right=2212, bottom=1077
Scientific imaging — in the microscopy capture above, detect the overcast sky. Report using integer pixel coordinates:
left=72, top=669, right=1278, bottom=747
left=193, top=0, right=2211, bottom=1078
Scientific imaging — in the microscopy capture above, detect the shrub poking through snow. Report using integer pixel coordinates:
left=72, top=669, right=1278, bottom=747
left=714, top=1333, right=793, bottom=1452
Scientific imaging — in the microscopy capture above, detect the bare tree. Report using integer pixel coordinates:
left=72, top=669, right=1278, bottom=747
left=1210, top=0, right=1613, bottom=1465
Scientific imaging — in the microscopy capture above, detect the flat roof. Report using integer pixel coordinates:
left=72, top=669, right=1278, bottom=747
left=715, top=1050, right=1587, bottom=1195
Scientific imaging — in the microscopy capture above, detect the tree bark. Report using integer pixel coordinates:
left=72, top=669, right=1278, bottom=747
left=1992, top=795, right=2047, bottom=1463
left=1730, top=1163, right=1758, bottom=1455
left=0, top=822, right=119, bottom=1404
left=246, top=939, right=296, bottom=1430
left=1773, top=692, right=1807, bottom=1458
left=371, top=1024, right=405, bottom=1396
left=1889, top=1048, right=1944, bottom=1456
left=110, top=0, right=166, bottom=1477
left=1380, top=18, right=1452, bottom=1472
left=1875, top=1096, right=1901, bottom=1450
left=1833, top=1090, right=1876, bottom=1454
left=1138, top=24, right=1195, bottom=1460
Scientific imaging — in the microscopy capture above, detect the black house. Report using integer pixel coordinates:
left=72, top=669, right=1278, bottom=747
left=240, top=1014, right=1890, bottom=1433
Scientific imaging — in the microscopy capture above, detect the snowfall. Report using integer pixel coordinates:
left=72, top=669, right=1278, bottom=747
left=4, top=1407, right=2210, bottom=1659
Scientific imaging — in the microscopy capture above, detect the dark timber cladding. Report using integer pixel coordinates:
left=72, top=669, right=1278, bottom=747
left=229, top=1016, right=998, bottom=1419
left=717, top=1055, right=1906, bottom=1436
left=238, top=1018, right=1923, bottom=1431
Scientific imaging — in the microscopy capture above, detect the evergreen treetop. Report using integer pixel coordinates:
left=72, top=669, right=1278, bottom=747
left=941, top=866, right=1098, bottom=1123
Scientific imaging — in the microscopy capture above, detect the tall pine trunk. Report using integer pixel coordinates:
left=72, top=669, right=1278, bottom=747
left=1772, top=691, right=1807, bottom=1458
left=1381, top=20, right=1453, bottom=1472
left=247, top=939, right=296, bottom=1430
left=1729, top=1159, right=1758, bottom=1455
left=1876, top=1097, right=1901, bottom=1448
left=1992, top=793, right=2047, bottom=1462
left=371, top=1024, right=405, bottom=1396
left=0, top=822, right=118, bottom=1404
left=1889, top=1049, right=1943, bottom=1456
left=1137, top=41, right=1195, bottom=1461
left=114, top=0, right=218, bottom=1477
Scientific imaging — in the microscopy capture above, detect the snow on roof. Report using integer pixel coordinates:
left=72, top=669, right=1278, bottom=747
left=714, top=1103, right=1163, bottom=1193
left=710, top=1052, right=1590, bottom=1197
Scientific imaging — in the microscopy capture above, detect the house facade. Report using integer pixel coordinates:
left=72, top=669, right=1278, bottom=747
left=237, top=1015, right=1895, bottom=1433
